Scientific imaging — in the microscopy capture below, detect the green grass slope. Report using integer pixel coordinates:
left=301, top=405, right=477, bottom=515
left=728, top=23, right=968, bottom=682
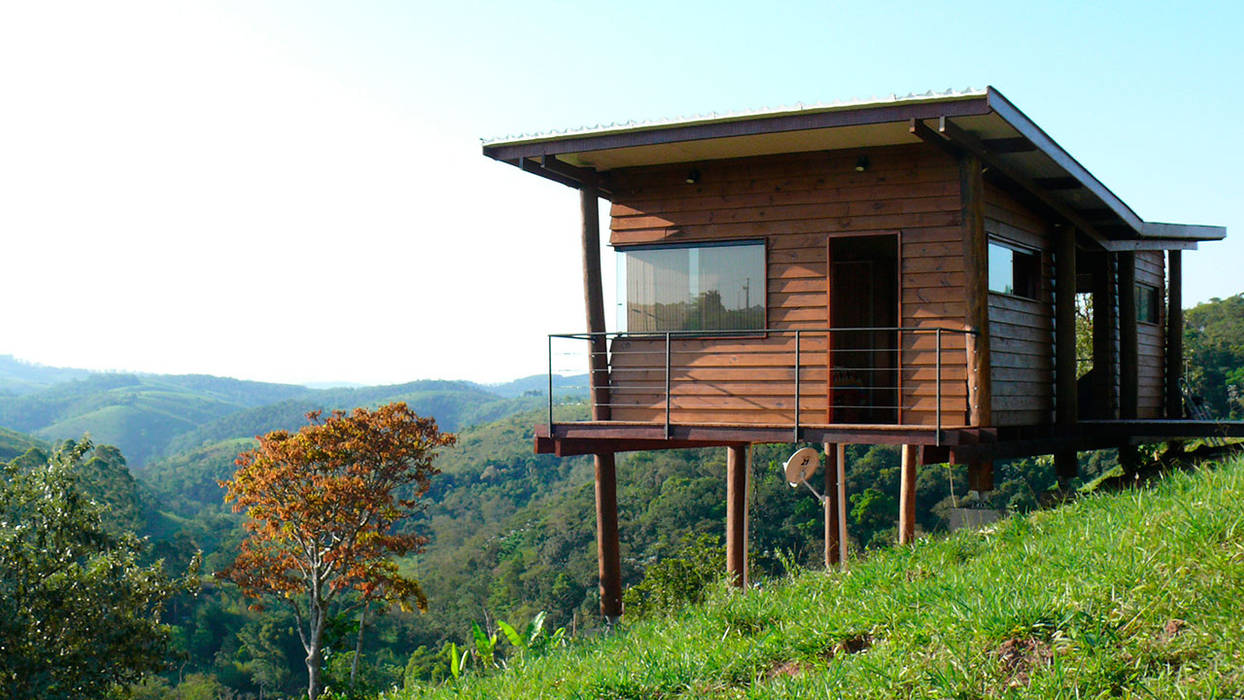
left=0, top=426, right=45, bottom=461
left=396, top=455, right=1244, bottom=699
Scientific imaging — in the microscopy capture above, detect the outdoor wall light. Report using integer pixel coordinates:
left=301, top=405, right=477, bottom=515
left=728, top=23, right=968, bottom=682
left=854, top=156, right=870, bottom=172
left=685, top=168, right=701, bottom=184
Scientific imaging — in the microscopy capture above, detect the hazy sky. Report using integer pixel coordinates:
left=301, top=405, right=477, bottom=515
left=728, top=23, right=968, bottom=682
left=1, top=1, right=1240, bottom=385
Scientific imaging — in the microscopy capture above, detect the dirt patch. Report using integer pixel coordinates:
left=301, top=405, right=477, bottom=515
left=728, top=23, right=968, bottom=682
left=821, top=633, right=874, bottom=661
left=994, top=637, right=1053, bottom=688
left=765, top=660, right=807, bottom=680
left=1160, top=618, right=1186, bottom=642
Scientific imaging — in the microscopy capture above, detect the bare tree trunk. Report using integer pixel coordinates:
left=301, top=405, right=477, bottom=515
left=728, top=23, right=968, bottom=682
left=306, top=602, right=326, bottom=699
left=350, top=604, right=368, bottom=686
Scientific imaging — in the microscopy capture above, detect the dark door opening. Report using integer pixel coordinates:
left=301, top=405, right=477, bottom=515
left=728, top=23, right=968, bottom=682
left=829, top=235, right=899, bottom=424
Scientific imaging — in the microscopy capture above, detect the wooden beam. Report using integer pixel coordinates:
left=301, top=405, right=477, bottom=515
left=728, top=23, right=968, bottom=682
left=1099, top=238, right=1198, bottom=252
left=1166, top=250, right=1184, bottom=418
left=909, top=118, right=959, bottom=157
left=1033, top=176, right=1083, bottom=190
left=593, top=453, right=622, bottom=621
left=935, top=117, right=1116, bottom=248
left=1119, top=252, right=1138, bottom=420
left=823, top=443, right=840, bottom=567
left=726, top=444, right=749, bottom=587
left=982, top=136, right=1035, bottom=153
left=898, top=444, right=918, bottom=545
left=960, top=151, right=992, bottom=428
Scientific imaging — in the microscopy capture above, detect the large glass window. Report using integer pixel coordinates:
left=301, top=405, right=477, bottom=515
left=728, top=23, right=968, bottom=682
left=988, top=240, right=1040, bottom=299
left=617, top=241, right=766, bottom=332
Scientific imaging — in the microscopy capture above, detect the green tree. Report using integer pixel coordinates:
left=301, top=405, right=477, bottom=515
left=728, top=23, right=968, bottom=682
left=0, top=439, right=198, bottom=698
left=1185, top=294, right=1244, bottom=419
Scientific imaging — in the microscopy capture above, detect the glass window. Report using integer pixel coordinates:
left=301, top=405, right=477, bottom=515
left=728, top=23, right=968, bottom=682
left=617, top=241, right=765, bottom=332
left=1136, top=283, right=1160, bottom=323
left=987, top=241, right=1040, bottom=299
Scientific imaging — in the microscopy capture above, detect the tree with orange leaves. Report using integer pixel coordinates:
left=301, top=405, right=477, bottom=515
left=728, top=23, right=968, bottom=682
left=218, top=402, right=455, bottom=699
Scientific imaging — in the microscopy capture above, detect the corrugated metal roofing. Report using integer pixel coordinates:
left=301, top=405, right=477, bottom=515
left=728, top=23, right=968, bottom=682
left=481, top=87, right=986, bottom=147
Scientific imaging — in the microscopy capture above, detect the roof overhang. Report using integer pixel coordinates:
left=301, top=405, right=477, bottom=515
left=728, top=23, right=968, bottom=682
left=482, top=87, right=1225, bottom=249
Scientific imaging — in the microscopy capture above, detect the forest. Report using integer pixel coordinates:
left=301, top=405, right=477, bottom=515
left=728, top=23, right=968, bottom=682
left=1, top=293, right=1241, bottom=698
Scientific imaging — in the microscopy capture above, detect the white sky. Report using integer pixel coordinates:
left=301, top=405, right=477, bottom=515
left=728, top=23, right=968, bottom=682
left=1, top=1, right=1239, bottom=385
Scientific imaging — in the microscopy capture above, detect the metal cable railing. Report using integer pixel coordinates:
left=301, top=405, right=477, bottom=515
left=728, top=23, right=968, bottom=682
left=547, top=327, right=977, bottom=444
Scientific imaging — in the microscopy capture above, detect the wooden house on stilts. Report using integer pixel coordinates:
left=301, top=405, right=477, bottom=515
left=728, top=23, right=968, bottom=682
left=482, top=87, right=1234, bottom=621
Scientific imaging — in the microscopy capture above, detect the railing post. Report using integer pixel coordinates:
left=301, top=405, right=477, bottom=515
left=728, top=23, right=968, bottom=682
left=935, top=329, right=942, bottom=447
left=664, top=332, right=672, bottom=439
left=794, top=330, right=801, bottom=442
left=548, top=335, right=555, bottom=431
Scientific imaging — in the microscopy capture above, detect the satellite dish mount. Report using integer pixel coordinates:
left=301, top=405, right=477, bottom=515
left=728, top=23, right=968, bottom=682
left=783, top=446, right=826, bottom=502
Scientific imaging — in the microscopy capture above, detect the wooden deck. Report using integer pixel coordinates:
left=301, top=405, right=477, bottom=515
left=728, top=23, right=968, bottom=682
left=534, top=419, right=1244, bottom=461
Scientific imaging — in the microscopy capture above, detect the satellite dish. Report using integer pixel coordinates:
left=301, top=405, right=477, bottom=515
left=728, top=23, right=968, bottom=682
left=783, top=447, right=822, bottom=487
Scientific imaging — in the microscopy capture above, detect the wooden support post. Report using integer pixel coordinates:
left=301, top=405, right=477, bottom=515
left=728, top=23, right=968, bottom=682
left=822, top=443, right=840, bottom=567
left=581, top=185, right=621, bottom=621
left=960, top=153, right=993, bottom=490
left=593, top=454, right=622, bottom=621
left=1119, top=252, right=1138, bottom=420
left=836, top=443, right=849, bottom=565
left=1054, top=226, right=1079, bottom=481
left=726, top=444, right=749, bottom=587
left=581, top=186, right=610, bottom=422
left=1166, top=250, right=1184, bottom=418
left=898, top=444, right=918, bottom=545
left=968, top=460, right=994, bottom=492
left=1119, top=443, right=1140, bottom=476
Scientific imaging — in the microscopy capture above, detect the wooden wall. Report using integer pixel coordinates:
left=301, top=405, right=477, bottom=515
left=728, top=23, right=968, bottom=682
left=604, top=143, right=970, bottom=427
left=1135, top=250, right=1166, bottom=418
left=983, top=183, right=1055, bottom=427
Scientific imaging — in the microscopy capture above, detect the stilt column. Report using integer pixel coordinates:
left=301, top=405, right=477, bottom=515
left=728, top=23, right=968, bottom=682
left=580, top=184, right=621, bottom=621
left=823, top=443, right=840, bottom=567
left=899, top=445, right=918, bottom=544
left=726, top=444, right=749, bottom=587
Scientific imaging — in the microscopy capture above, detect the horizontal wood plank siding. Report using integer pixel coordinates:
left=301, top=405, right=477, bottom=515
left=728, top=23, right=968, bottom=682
left=606, top=144, right=969, bottom=426
left=1135, top=250, right=1166, bottom=418
left=984, top=183, right=1054, bottom=427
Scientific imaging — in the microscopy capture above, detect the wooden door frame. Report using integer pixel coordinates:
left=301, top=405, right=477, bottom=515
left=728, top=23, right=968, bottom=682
left=826, top=231, right=903, bottom=424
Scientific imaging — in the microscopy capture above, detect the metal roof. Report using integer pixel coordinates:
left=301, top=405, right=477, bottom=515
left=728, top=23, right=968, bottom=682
left=481, top=87, right=987, bottom=147
left=483, top=86, right=1225, bottom=248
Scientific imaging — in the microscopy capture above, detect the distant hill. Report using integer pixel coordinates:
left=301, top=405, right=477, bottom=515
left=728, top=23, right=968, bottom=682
left=474, top=373, right=591, bottom=398
left=0, top=373, right=313, bottom=466
left=0, top=354, right=93, bottom=395
left=160, top=380, right=543, bottom=458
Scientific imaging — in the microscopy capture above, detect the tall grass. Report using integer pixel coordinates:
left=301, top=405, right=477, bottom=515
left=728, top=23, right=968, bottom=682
left=392, top=454, right=1244, bottom=698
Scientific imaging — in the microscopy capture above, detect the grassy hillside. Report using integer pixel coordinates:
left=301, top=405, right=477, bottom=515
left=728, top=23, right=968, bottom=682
left=0, top=425, right=44, bottom=461
left=394, top=454, right=1244, bottom=698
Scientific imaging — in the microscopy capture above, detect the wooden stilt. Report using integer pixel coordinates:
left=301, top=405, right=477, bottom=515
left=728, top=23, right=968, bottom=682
left=594, top=454, right=622, bottom=621
left=823, top=442, right=840, bottom=567
left=899, top=444, right=918, bottom=544
left=726, top=444, right=749, bottom=587
left=580, top=184, right=621, bottom=621
left=836, top=443, right=849, bottom=566
left=1055, top=451, right=1078, bottom=481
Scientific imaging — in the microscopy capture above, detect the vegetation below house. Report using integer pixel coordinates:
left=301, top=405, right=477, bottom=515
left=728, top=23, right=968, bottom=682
left=392, top=453, right=1244, bottom=698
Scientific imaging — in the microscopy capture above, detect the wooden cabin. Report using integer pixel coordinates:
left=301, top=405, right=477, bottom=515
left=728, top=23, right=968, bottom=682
left=483, top=87, right=1233, bottom=620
